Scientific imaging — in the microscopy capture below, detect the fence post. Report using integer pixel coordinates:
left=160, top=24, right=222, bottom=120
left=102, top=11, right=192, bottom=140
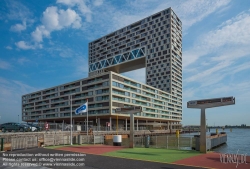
left=156, top=135, right=157, bottom=148
left=62, top=132, right=64, bottom=145
left=190, top=137, right=192, bottom=149
left=53, top=132, right=55, bottom=146
left=25, top=137, right=27, bottom=149
left=178, top=137, right=179, bottom=150
left=10, top=137, right=13, bottom=151
left=1, top=138, right=4, bottom=151
left=167, top=136, right=168, bottom=149
left=142, top=135, right=143, bottom=147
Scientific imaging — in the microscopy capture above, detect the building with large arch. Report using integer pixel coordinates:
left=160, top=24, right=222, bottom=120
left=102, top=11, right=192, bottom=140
left=22, top=7, right=182, bottom=131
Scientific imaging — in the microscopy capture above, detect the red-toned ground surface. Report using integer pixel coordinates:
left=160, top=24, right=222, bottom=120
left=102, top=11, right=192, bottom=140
left=174, top=152, right=250, bottom=169
left=56, top=145, right=126, bottom=155
left=56, top=145, right=250, bottom=169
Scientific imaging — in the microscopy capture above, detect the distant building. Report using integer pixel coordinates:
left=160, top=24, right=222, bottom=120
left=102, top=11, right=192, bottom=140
left=22, top=7, right=183, bottom=130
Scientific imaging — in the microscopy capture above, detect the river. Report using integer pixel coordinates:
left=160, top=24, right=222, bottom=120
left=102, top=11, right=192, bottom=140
left=181, top=128, right=250, bottom=155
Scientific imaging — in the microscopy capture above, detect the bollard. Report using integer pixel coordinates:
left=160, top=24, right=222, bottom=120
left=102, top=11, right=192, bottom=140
left=216, top=129, right=218, bottom=135
left=145, top=135, right=150, bottom=148
left=1, top=138, right=4, bottom=151
left=176, top=130, right=179, bottom=138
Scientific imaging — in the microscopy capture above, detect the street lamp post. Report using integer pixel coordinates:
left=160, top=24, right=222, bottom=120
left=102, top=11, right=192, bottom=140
left=70, top=93, right=75, bottom=145
left=18, top=115, right=19, bottom=123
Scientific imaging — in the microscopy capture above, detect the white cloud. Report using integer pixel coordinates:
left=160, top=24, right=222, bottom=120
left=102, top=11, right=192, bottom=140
left=56, top=0, right=92, bottom=22
left=0, top=60, right=11, bottom=70
left=12, top=0, right=105, bottom=50
left=31, top=6, right=82, bottom=43
left=202, top=12, right=250, bottom=47
left=182, top=10, right=250, bottom=113
left=183, top=10, right=250, bottom=68
left=10, top=21, right=26, bottom=32
left=5, top=1, right=34, bottom=33
left=0, top=77, right=38, bottom=123
left=183, top=87, right=196, bottom=99
left=6, top=1, right=32, bottom=21
left=0, top=78, right=37, bottom=101
left=116, top=0, right=231, bottom=31
left=185, top=60, right=232, bottom=83
left=31, top=26, right=50, bottom=42
left=93, top=0, right=103, bottom=6
left=84, top=0, right=231, bottom=39
left=42, top=6, right=81, bottom=30
left=231, top=62, right=250, bottom=74
left=209, top=81, right=250, bottom=96
left=57, top=0, right=92, bottom=14
left=15, top=41, right=35, bottom=50
left=46, top=45, right=77, bottom=58
left=5, top=46, right=12, bottom=50
left=174, top=0, right=231, bottom=29
left=17, top=57, right=30, bottom=65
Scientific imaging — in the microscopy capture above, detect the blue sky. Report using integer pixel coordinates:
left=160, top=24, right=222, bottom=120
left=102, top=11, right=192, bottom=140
left=0, top=0, right=250, bottom=126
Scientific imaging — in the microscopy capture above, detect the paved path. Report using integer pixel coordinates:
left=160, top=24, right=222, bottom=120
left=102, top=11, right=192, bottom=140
left=174, top=152, right=250, bottom=169
left=0, top=148, right=205, bottom=169
left=56, top=145, right=125, bottom=155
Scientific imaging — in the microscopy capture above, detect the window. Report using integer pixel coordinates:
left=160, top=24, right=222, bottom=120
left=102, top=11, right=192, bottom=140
left=96, top=89, right=102, bottom=94
left=112, top=81, right=117, bottom=86
left=125, top=98, right=130, bottom=102
left=125, top=92, right=130, bottom=96
left=96, top=95, right=109, bottom=101
left=102, top=81, right=109, bottom=86
left=119, top=83, right=124, bottom=88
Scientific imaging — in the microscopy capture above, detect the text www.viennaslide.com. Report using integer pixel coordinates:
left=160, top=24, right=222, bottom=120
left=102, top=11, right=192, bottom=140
left=1, top=152, right=86, bottom=167
left=3, top=162, right=85, bottom=167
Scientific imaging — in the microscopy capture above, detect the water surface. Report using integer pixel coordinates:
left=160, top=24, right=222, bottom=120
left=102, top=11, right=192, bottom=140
left=181, top=128, right=250, bottom=155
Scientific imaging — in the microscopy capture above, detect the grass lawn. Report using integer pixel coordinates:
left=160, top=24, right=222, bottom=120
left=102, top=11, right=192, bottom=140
left=103, top=148, right=201, bottom=163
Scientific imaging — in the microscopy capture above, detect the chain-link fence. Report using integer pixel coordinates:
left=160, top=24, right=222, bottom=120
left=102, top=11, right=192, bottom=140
left=104, top=134, right=194, bottom=150
left=1, top=122, right=176, bottom=133
left=134, top=135, right=194, bottom=150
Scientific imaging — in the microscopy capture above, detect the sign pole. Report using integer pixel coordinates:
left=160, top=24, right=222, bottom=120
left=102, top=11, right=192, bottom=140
left=70, top=94, right=73, bottom=145
left=129, top=113, right=134, bottom=148
left=200, top=108, right=206, bottom=153
left=87, top=99, right=88, bottom=144
left=116, top=115, right=118, bottom=135
left=114, top=106, right=142, bottom=148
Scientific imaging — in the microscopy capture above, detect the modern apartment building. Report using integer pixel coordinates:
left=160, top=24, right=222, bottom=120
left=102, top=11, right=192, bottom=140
left=88, top=7, right=182, bottom=97
left=22, top=7, right=182, bottom=130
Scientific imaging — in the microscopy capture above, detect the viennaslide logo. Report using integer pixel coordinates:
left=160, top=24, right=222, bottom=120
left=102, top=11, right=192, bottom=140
left=220, top=149, right=248, bottom=168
